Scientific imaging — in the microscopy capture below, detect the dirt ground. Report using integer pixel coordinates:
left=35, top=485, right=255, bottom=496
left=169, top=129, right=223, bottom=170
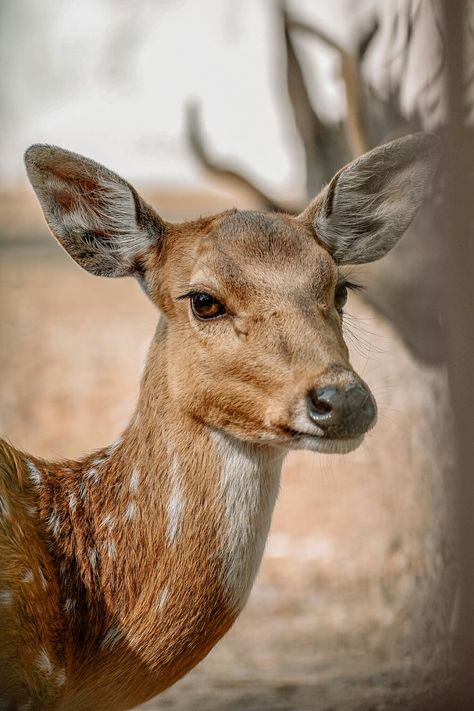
left=0, top=187, right=454, bottom=709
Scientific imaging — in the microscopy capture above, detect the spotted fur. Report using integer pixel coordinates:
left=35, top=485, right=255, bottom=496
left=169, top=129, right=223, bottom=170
left=0, top=137, right=437, bottom=709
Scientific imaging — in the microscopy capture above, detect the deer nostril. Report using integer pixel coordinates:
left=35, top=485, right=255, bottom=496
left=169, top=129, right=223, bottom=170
left=306, top=387, right=341, bottom=425
left=306, top=383, right=377, bottom=434
left=311, top=396, right=333, bottom=415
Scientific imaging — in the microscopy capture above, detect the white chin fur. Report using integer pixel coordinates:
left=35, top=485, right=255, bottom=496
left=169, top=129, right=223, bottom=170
left=290, top=434, right=364, bottom=454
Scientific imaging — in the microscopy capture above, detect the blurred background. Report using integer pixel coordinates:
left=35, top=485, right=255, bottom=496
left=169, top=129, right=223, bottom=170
left=1, top=1, right=472, bottom=709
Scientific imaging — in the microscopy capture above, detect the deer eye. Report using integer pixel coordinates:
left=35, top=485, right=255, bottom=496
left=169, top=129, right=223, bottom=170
left=190, top=292, right=227, bottom=320
left=334, top=283, right=348, bottom=312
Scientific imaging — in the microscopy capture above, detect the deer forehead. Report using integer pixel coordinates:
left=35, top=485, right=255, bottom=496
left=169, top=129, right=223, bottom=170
left=179, top=210, right=338, bottom=305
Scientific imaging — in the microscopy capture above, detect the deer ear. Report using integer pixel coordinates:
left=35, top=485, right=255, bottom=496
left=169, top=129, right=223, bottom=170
left=24, top=144, right=165, bottom=278
left=303, top=133, right=440, bottom=265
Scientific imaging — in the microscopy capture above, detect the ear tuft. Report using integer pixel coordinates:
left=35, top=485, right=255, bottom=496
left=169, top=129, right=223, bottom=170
left=305, top=133, right=440, bottom=265
left=24, top=144, right=165, bottom=277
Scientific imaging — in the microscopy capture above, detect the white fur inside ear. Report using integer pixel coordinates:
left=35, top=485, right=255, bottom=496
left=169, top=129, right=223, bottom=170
left=25, top=145, right=158, bottom=277
left=313, top=133, right=440, bottom=265
left=44, top=172, right=149, bottom=275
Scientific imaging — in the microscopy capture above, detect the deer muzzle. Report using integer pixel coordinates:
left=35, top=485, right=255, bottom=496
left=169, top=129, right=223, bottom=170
left=306, top=381, right=377, bottom=438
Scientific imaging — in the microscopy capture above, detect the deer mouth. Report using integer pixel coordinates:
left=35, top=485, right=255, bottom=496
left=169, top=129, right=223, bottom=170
left=295, top=433, right=364, bottom=454
left=280, top=426, right=365, bottom=454
left=274, top=380, right=376, bottom=453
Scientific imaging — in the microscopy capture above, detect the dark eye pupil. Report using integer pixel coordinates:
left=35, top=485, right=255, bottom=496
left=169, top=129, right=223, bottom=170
left=195, top=293, right=212, bottom=308
left=191, top=293, right=226, bottom=319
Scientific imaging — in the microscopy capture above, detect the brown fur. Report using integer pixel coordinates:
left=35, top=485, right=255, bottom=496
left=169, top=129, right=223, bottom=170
left=0, top=210, right=353, bottom=710
left=0, top=139, right=436, bottom=709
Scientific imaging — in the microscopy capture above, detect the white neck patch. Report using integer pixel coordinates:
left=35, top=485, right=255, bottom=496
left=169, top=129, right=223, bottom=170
left=211, top=431, right=283, bottom=611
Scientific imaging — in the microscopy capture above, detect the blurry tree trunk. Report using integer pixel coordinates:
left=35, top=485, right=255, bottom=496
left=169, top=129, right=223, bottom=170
left=438, top=0, right=474, bottom=707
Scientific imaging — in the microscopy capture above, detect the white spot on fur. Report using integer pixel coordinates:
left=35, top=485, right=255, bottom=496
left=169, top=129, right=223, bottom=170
left=55, top=668, right=66, bottom=686
left=79, top=479, right=88, bottom=503
left=101, top=513, right=115, bottom=530
left=26, top=504, right=37, bottom=516
left=129, top=467, right=139, bottom=492
left=212, top=430, right=282, bottom=611
left=107, top=437, right=123, bottom=456
left=0, top=589, right=13, bottom=605
left=21, top=569, right=34, bottom=584
left=86, top=467, right=101, bottom=485
left=167, top=455, right=185, bottom=546
left=0, top=495, right=9, bottom=517
left=107, top=540, right=117, bottom=559
left=90, top=547, right=98, bottom=569
left=37, top=647, right=53, bottom=675
left=123, top=501, right=136, bottom=522
left=26, top=460, right=42, bottom=487
left=68, top=491, right=77, bottom=513
left=48, top=509, right=61, bottom=537
left=64, top=598, right=76, bottom=614
left=101, top=625, right=124, bottom=650
left=158, top=588, right=169, bottom=610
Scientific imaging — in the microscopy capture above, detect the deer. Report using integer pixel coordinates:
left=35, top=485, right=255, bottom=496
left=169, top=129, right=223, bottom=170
left=0, top=132, right=438, bottom=710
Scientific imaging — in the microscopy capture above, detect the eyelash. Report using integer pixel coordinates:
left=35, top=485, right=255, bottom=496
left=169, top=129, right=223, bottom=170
left=334, top=278, right=364, bottom=314
left=176, top=290, right=204, bottom=302
left=177, top=291, right=227, bottom=320
left=176, top=280, right=365, bottom=319
left=338, top=279, right=364, bottom=293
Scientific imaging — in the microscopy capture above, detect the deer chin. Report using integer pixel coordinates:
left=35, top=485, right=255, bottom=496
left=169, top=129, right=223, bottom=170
left=289, top=433, right=365, bottom=455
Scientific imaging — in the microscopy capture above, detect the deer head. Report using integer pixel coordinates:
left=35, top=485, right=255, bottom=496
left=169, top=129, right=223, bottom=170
left=25, top=133, right=438, bottom=455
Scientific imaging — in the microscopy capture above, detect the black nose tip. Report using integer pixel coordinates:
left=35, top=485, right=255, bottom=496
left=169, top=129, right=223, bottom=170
left=306, top=382, right=376, bottom=437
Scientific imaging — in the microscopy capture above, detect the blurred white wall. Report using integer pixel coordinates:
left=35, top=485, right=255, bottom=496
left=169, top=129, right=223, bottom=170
left=1, top=0, right=303, bottom=192
left=1, top=0, right=451, bottom=191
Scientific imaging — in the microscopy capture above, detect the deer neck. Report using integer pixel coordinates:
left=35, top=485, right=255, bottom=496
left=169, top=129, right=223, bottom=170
left=34, top=317, right=283, bottom=699
left=118, top=319, right=284, bottom=608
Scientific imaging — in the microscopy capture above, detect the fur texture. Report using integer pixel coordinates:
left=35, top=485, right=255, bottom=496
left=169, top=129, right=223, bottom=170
left=0, top=137, right=437, bottom=709
left=308, top=133, right=440, bottom=264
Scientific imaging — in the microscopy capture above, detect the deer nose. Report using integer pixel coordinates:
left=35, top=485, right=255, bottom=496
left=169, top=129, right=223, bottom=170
left=306, top=382, right=377, bottom=437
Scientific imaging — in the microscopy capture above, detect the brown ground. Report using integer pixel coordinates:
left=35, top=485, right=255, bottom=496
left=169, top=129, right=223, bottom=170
left=0, top=187, right=454, bottom=709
